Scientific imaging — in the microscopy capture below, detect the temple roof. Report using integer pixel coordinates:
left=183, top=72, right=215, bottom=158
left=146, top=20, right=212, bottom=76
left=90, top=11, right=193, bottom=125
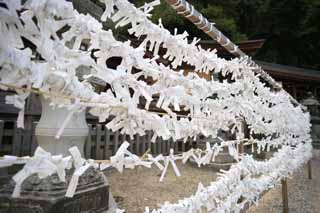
left=257, top=61, right=320, bottom=83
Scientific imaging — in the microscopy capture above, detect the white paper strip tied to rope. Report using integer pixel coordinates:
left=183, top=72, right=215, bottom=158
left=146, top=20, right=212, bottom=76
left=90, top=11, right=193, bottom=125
left=147, top=154, right=165, bottom=171
left=0, top=156, right=30, bottom=168
left=12, top=147, right=70, bottom=198
left=100, top=141, right=152, bottom=172
left=52, top=155, right=73, bottom=182
left=0, top=145, right=90, bottom=199
left=5, top=93, right=29, bottom=128
left=159, top=149, right=182, bottom=182
left=199, top=142, right=214, bottom=165
left=1, top=137, right=304, bottom=191
left=182, top=148, right=202, bottom=167
left=65, top=163, right=92, bottom=198
left=97, top=138, right=247, bottom=182
left=65, top=146, right=91, bottom=198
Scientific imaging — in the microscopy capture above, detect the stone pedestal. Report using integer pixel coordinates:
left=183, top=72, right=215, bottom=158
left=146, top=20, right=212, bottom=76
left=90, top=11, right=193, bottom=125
left=211, top=147, right=235, bottom=170
left=0, top=168, right=109, bottom=213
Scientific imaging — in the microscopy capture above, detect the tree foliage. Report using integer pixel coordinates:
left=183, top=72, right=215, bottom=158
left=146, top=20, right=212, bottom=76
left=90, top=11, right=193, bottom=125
left=239, top=0, right=320, bottom=69
left=132, top=0, right=320, bottom=69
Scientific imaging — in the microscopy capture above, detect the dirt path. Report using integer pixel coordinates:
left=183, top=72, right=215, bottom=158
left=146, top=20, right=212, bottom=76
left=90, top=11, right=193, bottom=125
left=105, top=162, right=218, bottom=213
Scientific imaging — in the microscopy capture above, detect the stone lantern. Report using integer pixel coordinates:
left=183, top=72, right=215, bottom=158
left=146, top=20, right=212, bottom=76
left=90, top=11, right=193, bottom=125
left=301, top=92, right=320, bottom=147
left=0, top=73, right=111, bottom=213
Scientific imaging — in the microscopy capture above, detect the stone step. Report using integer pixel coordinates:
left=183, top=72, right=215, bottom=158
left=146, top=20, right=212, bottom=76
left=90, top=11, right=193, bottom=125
left=210, top=162, right=234, bottom=171
left=213, top=152, right=235, bottom=164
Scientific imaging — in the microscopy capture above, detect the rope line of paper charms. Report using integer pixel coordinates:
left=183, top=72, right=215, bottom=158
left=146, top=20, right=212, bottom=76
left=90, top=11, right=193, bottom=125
left=0, top=138, right=253, bottom=196
left=0, top=82, right=247, bottom=122
left=0, top=138, right=311, bottom=212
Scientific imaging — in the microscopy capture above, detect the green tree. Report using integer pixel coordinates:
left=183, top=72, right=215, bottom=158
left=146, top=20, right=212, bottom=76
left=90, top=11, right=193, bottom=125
left=131, top=0, right=320, bottom=69
left=240, top=0, right=320, bottom=69
left=147, top=0, right=247, bottom=41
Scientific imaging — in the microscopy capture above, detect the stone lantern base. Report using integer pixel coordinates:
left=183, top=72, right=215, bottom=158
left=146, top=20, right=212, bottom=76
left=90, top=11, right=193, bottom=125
left=0, top=168, right=109, bottom=213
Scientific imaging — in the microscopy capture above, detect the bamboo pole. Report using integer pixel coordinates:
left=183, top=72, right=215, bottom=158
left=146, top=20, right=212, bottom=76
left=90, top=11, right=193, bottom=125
left=164, top=0, right=276, bottom=84
left=164, top=0, right=302, bottom=107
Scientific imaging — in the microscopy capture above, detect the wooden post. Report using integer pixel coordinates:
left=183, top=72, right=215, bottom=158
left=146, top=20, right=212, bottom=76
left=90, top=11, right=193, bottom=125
left=0, top=120, right=4, bottom=151
left=30, top=122, right=38, bottom=155
left=12, top=122, right=22, bottom=156
left=114, top=130, right=119, bottom=155
left=96, top=124, right=103, bottom=159
left=237, top=140, right=245, bottom=205
left=103, top=128, right=111, bottom=159
left=237, top=119, right=246, bottom=155
left=308, top=160, right=312, bottom=180
left=238, top=142, right=244, bottom=155
left=0, top=120, right=7, bottom=176
left=281, top=179, right=289, bottom=213
left=292, top=85, right=297, bottom=99
left=85, top=124, right=93, bottom=159
left=237, top=119, right=246, bottom=204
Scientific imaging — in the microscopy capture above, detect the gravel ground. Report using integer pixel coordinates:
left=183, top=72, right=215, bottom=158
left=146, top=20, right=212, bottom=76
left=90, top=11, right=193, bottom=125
left=105, top=161, right=219, bottom=213
left=249, top=149, right=320, bottom=213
